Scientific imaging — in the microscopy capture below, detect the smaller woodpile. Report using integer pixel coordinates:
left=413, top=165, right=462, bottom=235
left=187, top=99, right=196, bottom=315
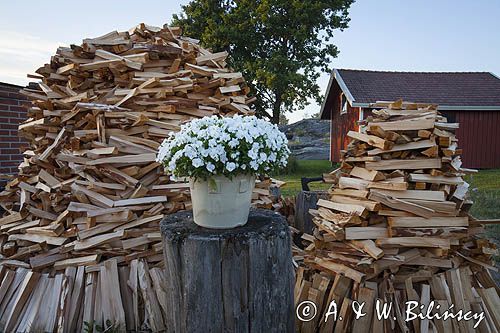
left=293, top=100, right=500, bottom=333
left=0, top=23, right=285, bottom=332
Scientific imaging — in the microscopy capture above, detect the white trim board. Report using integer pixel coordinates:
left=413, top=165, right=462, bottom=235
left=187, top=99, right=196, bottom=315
left=354, top=103, right=500, bottom=111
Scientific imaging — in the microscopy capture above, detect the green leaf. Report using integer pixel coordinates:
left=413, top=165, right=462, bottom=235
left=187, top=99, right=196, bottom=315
left=171, top=0, right=353, bottom=123
left=208, top=177, right=217, bottom=191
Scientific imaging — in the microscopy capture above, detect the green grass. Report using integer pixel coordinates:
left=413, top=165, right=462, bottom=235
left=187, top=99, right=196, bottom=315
left=466, top=169, right=500, bottom=219
left=274, top=160, right=335, bottom=197
left=465, top=169, right=500, bottom=250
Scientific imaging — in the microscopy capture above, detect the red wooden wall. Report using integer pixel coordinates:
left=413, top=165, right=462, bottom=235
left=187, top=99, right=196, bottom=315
left=325, top=81, right=500, bottom=168
left=452, top=111, right=500, bottom=168
left=329, top=92, right=359, bottom=163
left=328, top=99, right=500, bottom=168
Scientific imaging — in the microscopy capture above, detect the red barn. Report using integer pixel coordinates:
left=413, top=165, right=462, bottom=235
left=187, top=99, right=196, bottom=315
left=320, top=69, right=500, bottom=168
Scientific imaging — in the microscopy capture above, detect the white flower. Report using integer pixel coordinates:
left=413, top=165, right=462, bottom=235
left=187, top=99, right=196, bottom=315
left=228, top=138, right=239, bottom=148
left=250, top=160, right=259, bottom=170
left=192, top=158, right=203, bottom=168
left=226, top=162, right=236, bottom=172
left=156, top=115, right=289, bottom=178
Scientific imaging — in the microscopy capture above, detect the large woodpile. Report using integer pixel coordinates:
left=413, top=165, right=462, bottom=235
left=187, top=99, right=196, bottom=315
left=0, top=24, right=284, bottom=332
left=294, top=100, right=500, bottom=332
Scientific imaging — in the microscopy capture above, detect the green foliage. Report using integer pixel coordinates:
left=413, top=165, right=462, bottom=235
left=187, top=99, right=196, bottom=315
left=83, top=320, right=121, bottom=333
left=272, top=155, right=299, bottom=176
left=172, top=0, right=354, bottom=123
left=279, top=112, right=289, bottom=125
left=83, top=321, right=93, bottom=333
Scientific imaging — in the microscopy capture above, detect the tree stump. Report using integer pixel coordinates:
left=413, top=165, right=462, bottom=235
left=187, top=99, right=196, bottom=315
left=294, top=190, right=329, bottom=234
left=160, top=209, right=294, bottom=333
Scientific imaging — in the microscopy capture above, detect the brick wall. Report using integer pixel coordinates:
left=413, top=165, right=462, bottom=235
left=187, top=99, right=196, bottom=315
left=0, top=82, right=29, bottom=176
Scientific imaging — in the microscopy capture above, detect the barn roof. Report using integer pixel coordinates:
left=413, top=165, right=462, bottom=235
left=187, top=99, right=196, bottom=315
left=320, top=69, right=500, bottom=119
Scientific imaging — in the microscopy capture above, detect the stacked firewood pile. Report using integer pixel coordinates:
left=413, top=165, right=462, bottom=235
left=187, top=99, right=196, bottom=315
left=0, top=24, right=284, bottom=332
left=294, top=100, right=500, bottom=332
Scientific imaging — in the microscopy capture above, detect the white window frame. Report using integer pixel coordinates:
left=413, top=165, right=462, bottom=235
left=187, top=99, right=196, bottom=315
left=340, top=93, right=348, bottom=115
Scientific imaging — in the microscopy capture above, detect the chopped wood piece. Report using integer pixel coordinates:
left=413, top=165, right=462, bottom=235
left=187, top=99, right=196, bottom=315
left=350, top=166, right=385, bottom=181
left=372, top=189, right=445, bottom=201
left=73, top=230, right=125, bottom=251
left=314, top=258, right=365, bottom=283
left=368, top=190, right=435, bottom=218
left=368, top=139, right=436, bottom=155
left=347, top=130, right=393, bottom=150
left=408, top=173, right=463, bottom=185
left=317, top=199, right=368, bottom=218
left=388, top=216, right=468, bottom=227
left=54, top=254, right=100, bottom=270
left=376, top=237, right=451, bottom=249
left=114, top=196, right=168, bottom=207
left=345, top=227, right=388, bottom=240
left=365, top=158, right=442, bottom=170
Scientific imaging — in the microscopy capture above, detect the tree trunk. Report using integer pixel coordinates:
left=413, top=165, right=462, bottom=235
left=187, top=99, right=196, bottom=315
left=271, top=92, right=282, bottom=124
left=160, top=209, right=295, bottom=333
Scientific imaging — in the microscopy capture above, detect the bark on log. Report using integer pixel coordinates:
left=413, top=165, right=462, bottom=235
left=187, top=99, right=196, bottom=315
left=160, top=209, right=294, bottom=333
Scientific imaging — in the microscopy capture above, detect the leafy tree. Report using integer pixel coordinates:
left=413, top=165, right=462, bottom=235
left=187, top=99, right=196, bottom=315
left=172, top=0, right=353, bottom=124
left=309, top=111, right=321, bottom=119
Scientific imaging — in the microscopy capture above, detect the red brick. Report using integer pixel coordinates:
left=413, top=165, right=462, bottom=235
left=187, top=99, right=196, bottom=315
left=1, top=148, right=19, bottom=154
left=0, top=131, right=10, bottom=136
left=0, top=87, right=18, bottom=93
left=10, top=154, right=23, bottom=160
left=1, top=124, right=17, bottom=130
left=9, top=92, right=26, bottom=99
left=9, top=106, right=27, bottom=112
left=9, top=142, right=22, bottom=147
left=0, top=161, right=19, bottom=167
left=0, top=111, right=17, bottom=117
left=0, top=98, right=18, bottom=106
left=9, top=118, right=22, bottom=124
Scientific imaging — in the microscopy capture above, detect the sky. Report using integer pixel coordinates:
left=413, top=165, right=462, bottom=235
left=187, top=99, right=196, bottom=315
left=1, top=0, right=499, bottom=123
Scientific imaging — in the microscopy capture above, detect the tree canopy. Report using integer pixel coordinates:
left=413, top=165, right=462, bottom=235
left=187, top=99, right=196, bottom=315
left=172, top=0, right=353, bottom=123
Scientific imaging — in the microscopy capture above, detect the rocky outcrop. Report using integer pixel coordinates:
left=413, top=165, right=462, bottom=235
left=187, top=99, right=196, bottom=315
left=279, top=119, right=330, bottom=160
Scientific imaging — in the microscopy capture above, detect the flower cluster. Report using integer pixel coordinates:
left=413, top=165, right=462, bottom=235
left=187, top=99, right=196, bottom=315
left=156, top=115, right=290, bottom=179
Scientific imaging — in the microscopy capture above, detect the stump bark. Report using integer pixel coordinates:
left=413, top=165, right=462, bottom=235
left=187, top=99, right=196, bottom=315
left=160, top=209, right=294, bottom=333
left=294, top=190, right=329, bottom=233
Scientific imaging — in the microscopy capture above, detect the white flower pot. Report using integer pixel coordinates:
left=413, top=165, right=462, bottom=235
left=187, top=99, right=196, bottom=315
left=189, top=174, right=256, bottom=229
